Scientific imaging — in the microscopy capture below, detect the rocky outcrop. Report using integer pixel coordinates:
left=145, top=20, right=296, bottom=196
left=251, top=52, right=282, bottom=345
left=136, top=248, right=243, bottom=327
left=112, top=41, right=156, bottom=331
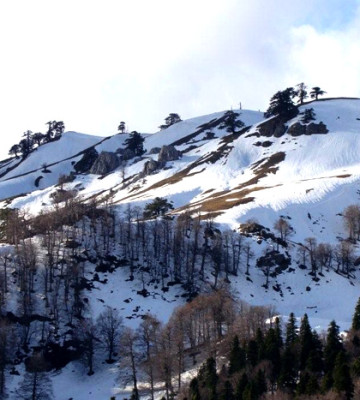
left=288, top=121, right=329, bottom=137
left=74, top=148, right=98, bottom=173
left=89, top=151, right=120, bottom=175
left=306, top=122, right=329, bottom=134
left=257, top=117, right=287, bottom=138
left=287, top=123, right=306, bottom=137
left=148, top=147, right=161, bottom=155
left=116, top=148, right=136, bottom=161
left=158, top=145, right=182, bottom=163
left=142, top=159, right=162, bottom=175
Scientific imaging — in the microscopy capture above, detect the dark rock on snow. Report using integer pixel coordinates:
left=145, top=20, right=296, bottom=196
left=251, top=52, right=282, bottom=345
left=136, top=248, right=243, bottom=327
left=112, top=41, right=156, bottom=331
left=89, top=151, right=120, bottom=175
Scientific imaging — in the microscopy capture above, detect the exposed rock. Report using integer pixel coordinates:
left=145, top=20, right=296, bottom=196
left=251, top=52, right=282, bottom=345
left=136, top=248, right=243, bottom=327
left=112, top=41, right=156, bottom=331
left=116, top=148, right=136, bottom=161
left=288, top=121, right=329, bottom=136
left=288, top=122, right=306, bottom=137
left=142, top=159, right=162, bottom=175
left=74, top=148, right=98, bottom=173
left=89, top=151, right=120, bottom=175
left=158, top=145, right=182, bottom=163
left=253, top=141, right=273, bottom=147
left=148, top=147, right=161, bottom=155
left=257, top=117, right=287, bottom=138
left=306, top=121, right=329, bottom=135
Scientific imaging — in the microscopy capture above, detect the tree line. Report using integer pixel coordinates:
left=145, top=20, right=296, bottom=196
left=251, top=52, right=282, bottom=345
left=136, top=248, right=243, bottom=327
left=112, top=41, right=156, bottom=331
left=8, top=120, right=65, bottom=159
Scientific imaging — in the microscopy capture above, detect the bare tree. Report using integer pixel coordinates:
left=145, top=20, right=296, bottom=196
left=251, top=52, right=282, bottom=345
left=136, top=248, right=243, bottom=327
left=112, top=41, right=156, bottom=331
left=97, top=307, right=123, bottom=363
left=16, top=353, right=53, bottom=400
left=76, top=318, right=98, bottom=375
left=137, top=314, right=162, bottom=400
left=119, top=327, right=140, bottom=400
left=343, top=204, right=360, bottom=241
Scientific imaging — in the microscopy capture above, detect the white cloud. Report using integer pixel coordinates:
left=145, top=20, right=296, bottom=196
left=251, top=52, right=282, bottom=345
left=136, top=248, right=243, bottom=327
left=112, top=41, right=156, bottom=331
left=0, top=1, right=359, bottom=160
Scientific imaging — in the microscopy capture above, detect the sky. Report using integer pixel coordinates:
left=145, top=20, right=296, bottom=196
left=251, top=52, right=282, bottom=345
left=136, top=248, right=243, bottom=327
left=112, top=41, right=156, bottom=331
left=0, top=0, right=360, bottom=160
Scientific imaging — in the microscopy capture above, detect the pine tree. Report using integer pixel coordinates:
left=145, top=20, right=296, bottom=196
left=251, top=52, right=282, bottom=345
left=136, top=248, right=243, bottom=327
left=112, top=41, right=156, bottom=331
left=278, top=347, right=297, bottom=392
left=143, top=197, right=174, bottom=218
left=246, top=340, right=258, bottom=367
left=324, top=320, right=343, bottom=374
left=264, top=328, right=281, bottom=383
left=306, top=330, right=323, bottom=374
left=219, top=110, right=245, bottom=134
left=305, top=374, right=319, bottom=396
left=333, top=352, right=354, bottom=399
left=285, top=312, right=298, bottom=348
left=124, top=131, right=145, bottom=156
left=189, top=378, right=201, bottom=400
left=301, top=108, right=316, bottom=123
left=235, top=373, right=248, bottom=400
left=351, top=297, right=360, bottom=331
left=310, top=86, right=326, bottom=100
left=274, top=317, right=283, bottom=348
left=264, top=87, right=299, bottom=119
left=229, top=335, right=246, bottom=375
left=295, top=82, right=308, bottom=104
left=198, top=357, right=218, bottom=400
left=118, top=121, right=126, bottom=134
left=254, top=369, right=267, bottom=396
left=299, top=314, right=313, bottom=370
left=220, top=380, right=234, bottom=400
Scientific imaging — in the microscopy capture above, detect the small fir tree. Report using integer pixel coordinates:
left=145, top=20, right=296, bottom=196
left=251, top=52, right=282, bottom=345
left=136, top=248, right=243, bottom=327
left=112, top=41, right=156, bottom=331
left=264, top=87, right=299, bottom=119
left=310, top=86, right=326, bottom=100
left=333, top=352, right=354, bottom=399
left=351, top=297, right=360, bottom=330
left=228, top=335, right=246, bottom=374
left=124, top=131, right=145, bottom=156
left=219, top=110, right=245, bottom=134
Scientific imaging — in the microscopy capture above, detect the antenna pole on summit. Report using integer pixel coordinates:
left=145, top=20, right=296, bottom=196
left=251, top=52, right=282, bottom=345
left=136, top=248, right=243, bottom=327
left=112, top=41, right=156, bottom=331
left=239, top=102, right=242, bottom=110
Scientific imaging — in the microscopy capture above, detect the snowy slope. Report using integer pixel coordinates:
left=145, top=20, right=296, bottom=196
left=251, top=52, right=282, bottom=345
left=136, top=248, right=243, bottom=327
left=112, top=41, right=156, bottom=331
left=2, top=99, right=360, bottom=399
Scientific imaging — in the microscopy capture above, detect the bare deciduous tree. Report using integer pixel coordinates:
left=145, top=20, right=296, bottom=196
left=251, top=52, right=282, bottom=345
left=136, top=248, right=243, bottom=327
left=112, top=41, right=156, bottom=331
left=97, top=307, right=123, bottom=363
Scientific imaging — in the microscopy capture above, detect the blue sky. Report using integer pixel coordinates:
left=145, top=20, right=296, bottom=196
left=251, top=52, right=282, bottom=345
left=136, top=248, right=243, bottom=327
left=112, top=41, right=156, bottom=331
left=0, top=0, right=359, bottom=160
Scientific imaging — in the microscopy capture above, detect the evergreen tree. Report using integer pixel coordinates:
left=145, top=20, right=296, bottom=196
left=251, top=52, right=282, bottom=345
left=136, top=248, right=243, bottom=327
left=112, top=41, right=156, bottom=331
left=198, top=357, right=218, bottom=400
left=229, top=335, right=246, bottom=375
left=306, top=330, right=323, bottom=374
left=274, top=317, right=283, bottom=348
left=254, top=369, right=266, bottom=397
left=246, top=340, right=258, bottom=367
left=278, top=347, right=297, bottom=392
left=305, top=374, right=319, bottom=396
left=219, top=110, right=245, bottom=134
left=124, top=131, right=145, bottom=156
left=310, top=86, right=326, bottom=100
left=264, top=328, right=281, bottom=383
left=242, top=381, right=258, bottom=400
left=301, top=108, right=316, bottom=123
left=333, top=352, right=354, bottom=399
left=352, top=357, right=360, bottom=377
left=324, top=320, right=343, bottom=374
left=285, top=312, right=298, bottom=348
left=255, top=328, right=265, bottom=361
left=351, top=297, right=360, bottom=331
left=159, top=113, right=182, bottom=130
left=235, top=373, right=248, bottom=400
left=296, top=371, right=310, bottom=396
left=264, top=87, right=299, bottom=119
left=143, top=197, right=174, bottom=218
left=8, top=144, right=20, bottom=158
left=295, top=82, right=308, bottom=104
left=299, top=314, right=313, bottom=370
left=220, top=380, right=234, bottom=400
left=118, top=121, right=126, bottom=134
left=189, top=377, right=201, bottom=400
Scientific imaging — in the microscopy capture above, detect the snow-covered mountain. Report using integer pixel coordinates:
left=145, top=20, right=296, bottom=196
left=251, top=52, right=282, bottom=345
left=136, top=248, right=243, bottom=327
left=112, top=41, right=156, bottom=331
left=1, top=98, right=360, bottom=399
left=2, top=99, right=360, bottom=244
